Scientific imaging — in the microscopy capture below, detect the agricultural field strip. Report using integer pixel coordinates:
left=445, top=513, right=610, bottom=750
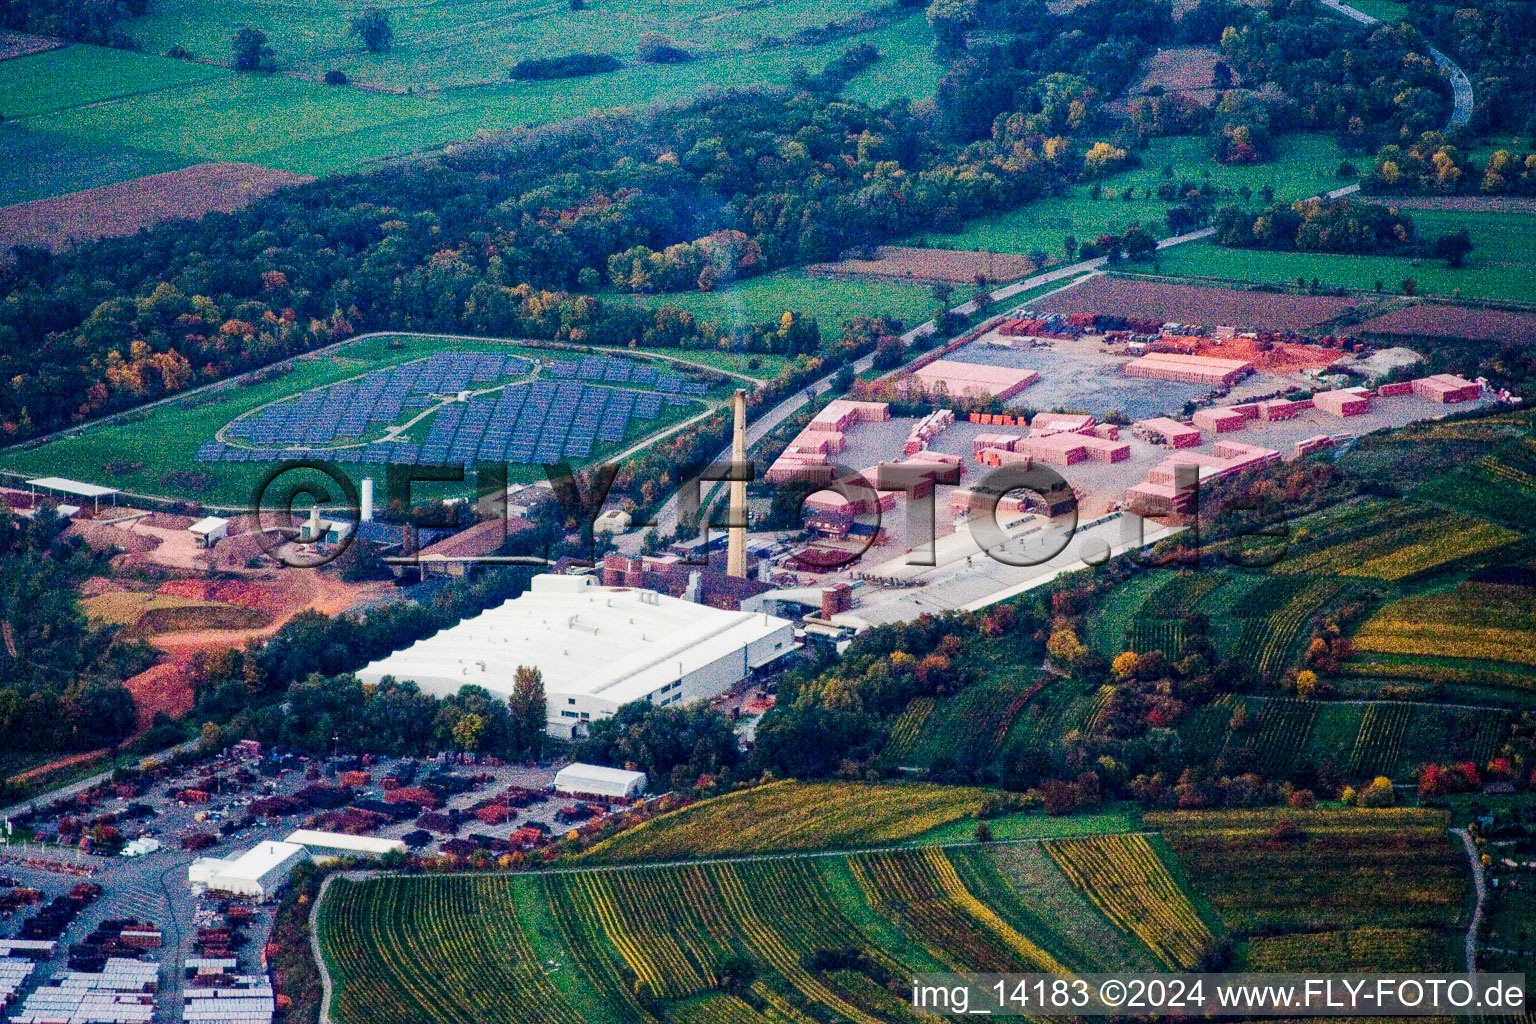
left=1042, top=835, right=1213, bottom=970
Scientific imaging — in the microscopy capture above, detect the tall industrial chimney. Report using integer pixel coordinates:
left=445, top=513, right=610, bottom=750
left=360, top=477, right=374, bottom=522
left=727, top=388, right=748, bottom=579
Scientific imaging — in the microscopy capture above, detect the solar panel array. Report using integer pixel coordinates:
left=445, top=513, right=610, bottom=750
left=225, top=353, right=534, bottom=448
left=201, top=379, right=679, bottom=467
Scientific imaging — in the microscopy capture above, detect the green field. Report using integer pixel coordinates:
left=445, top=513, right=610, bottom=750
left=1339, top=0, right=1408, bottom=22
left=1153, top=808, right=1467, bottom=971
left=1154, top=210, right=1536, bottom=304
left=624, top=270, right=941, bottom=338
left=1178, top=695, right=1513, bottom=782
left=316, top=805, right=1467, bottom=1023
left=117, top=0, right=920, bottom=89
left=907, top=134, right=1351, bottom=259
left=0, top=15, right=940, bottom=199
left=0, top=334, right=730, bottom=505
left=317, top=840, right=1181, bottom=1023
left=0, top=123, right=197, bottom=206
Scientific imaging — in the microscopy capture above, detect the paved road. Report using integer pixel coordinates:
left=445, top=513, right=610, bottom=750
left=2, top=739, right=201, bottom=818
left=1318, top=0, right=1474, bottom=129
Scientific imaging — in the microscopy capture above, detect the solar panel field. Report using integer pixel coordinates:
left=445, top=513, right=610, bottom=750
left=0, top=335, right=726, bottom=505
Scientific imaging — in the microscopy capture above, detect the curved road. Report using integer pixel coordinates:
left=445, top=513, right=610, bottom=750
left=1318, top=0, right=1474, bottom=130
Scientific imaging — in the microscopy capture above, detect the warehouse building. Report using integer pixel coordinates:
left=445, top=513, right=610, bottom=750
left=554, top=763, right=648, bottom=799
left=357, top=574, right=797, bottom=738
left=187, top=841, right=308, bottom=899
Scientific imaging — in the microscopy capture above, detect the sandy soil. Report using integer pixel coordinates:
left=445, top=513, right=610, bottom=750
left=808, top=246, right=1039, bottom=284
left=1354, top=303, right=1536, bottom=345
left=1381, top=195, right=1536, bottom=214
left=1134, top=46, right=1223, bottom=99
left=0, top=162, right=313, bottom=252
left=1033, top=275, right=1363, bottom=331
left=113, top=568, right=393, bottom=729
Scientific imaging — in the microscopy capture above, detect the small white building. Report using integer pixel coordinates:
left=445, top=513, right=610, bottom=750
left=283, top=829, right=406, bottom=863
left=187, top=516, right=230, bottom=548
left=554, top=763, right=648, bottom=799
left=189, top=841, right=308, bottom=899
left=120, top=837, right=161, bottom=857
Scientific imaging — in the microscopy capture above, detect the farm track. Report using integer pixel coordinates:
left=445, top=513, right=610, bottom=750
left=1452, top=828, right=1485, bottom=973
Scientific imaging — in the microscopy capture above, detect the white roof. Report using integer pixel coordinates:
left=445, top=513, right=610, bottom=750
left=555, top=763, right=646, bottom=787
left=356, top=575, right=792, bottom=707
left=215, top=841, right=306, bottom=881
left=188, top=516, right=230, bottom=534
left=28, top=477, right=120, bottom=498
left=284, top=829, right=405, bottom=854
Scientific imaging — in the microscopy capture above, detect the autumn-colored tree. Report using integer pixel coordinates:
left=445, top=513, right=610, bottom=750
left=1111, top=651, right=1139, bottom=680
left=451, top=712, right=486, bottom=752
left=1356, top=776, right=1396, bottom=807
left=1047, top=627, right=1087, bottom=667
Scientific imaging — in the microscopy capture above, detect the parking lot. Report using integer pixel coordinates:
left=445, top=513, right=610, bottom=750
left=2, top=746, right=613, bottom=1022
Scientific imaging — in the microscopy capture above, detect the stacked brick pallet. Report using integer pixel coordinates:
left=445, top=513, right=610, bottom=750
left=1410, top=373, right=1482, bottom=403
left=913, top=360, right=1040, bottom=402
left=904, top=409, right=955, bottom=455
left=1125, top=441, right=1279, bottom=515
left=1312, top=387, right=1370, bottom=417
left=1133, top=417, right=1203, bottom=449
left=766, top=400, right=890, bottom=483
left=1124, top=352, right=1252, bottom=387
left=1192, top=408, right=1246, bottom=433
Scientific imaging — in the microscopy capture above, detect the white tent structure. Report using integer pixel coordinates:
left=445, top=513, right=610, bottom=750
left=554, top=763, right=648, bottom=799
left=188, top=841, right=308, bottom=899
left=283, top=829, right=405, bottom=863
left=357, top=574, right=797, bottom=738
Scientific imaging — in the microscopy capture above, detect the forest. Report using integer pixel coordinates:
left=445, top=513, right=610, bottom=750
left=0, top=508, right=146, bottom=763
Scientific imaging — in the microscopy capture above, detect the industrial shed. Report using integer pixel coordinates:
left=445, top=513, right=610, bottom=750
left=554, top=763, right=648, bottom=799
left=357, top=574, right=797, bottom=739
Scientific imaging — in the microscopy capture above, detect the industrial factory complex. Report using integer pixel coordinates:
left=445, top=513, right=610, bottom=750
left=357, top=573, right=797, bottom=738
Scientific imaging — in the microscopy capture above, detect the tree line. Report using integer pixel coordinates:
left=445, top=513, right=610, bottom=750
left=0, top=507, right=148, bottom=760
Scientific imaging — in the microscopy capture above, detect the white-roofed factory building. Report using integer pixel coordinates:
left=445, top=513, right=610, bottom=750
left=356, top=574, right=798, bottom=739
